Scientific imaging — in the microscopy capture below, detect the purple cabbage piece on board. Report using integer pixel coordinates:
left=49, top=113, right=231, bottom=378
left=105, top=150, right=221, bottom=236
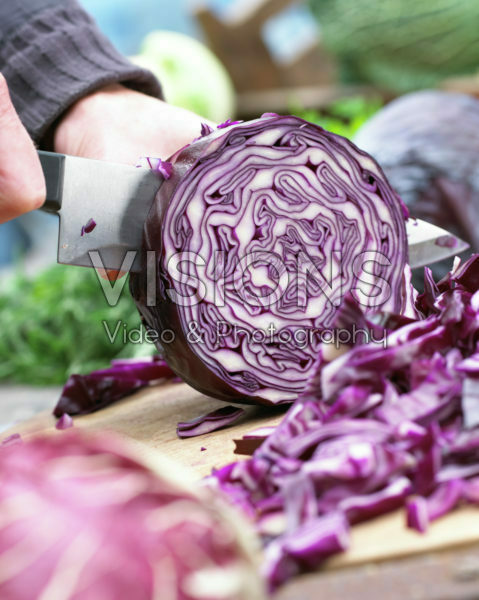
left=54, top=356, right=177, bottom=417
left=177, top=406, right=245, bottom=438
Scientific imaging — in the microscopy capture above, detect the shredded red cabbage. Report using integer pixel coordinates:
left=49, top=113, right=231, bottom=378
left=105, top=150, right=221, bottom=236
left=80, top=218, right=96, bottom=236
left=200, top=123, right=214, bottom=136
left=234, top=426, right=278, bottom=455
left=208, top=255, right=479, bottom=590
left=136, top=156, right=173, bottom=179
left=177, top=405, right=245, bottom=438
left=53, top=356, right=177, bottom=417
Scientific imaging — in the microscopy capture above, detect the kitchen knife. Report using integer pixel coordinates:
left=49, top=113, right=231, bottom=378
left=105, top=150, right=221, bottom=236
left=38, top=150, right=163, bottom=273
left=38, top=150, right=469, bottom=273
left=406, top=218, right=469, bottom=269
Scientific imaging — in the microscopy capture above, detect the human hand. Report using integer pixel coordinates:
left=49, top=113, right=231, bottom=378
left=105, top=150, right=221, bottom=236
left=53, top=83, right=214, bottom=165
left=53, top=83, right=214, bottom=280
left=0, top=74, right=45, bottom=224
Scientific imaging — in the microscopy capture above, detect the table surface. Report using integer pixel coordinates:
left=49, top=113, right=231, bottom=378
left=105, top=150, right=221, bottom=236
left=0, top=384, right=61, bottom=433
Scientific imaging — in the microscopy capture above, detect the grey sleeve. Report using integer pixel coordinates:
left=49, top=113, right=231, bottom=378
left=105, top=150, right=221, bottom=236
left=0, top=0, right=162, bottom=145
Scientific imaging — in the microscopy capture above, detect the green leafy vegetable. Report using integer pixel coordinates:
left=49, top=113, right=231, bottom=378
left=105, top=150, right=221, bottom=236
left=0, top=265, right=153, bottom=385
left=293, top=96, right=382, bottom=139
left=309, top=0, right=479, bottom=93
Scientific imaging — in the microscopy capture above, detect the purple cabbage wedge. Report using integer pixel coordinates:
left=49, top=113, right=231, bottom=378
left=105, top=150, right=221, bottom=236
left=131, top=115, right=411, bottom=405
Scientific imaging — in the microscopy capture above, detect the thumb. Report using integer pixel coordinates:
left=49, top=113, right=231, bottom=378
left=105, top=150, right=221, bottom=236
left=0, top=73, right=46, bottom=224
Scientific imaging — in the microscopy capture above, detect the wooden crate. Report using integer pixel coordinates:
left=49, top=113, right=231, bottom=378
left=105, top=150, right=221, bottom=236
left=192, top=0, right=348, bottom=115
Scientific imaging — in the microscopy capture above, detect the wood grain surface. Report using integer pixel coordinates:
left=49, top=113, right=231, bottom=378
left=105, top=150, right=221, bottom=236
left=10, top=381, right=479, bottom=598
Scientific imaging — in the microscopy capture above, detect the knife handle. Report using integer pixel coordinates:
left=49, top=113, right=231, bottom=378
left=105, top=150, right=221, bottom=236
left=38, top=151, right=65, bottom=213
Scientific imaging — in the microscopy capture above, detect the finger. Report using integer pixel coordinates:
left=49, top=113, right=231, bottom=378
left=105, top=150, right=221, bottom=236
left=0, top=73, right=46, bottom=223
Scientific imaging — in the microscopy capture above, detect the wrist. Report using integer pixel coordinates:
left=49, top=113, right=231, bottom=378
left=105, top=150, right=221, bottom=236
left=51, top=83, right=214, bottom=165
left=53, top=83, right=127, bottom=156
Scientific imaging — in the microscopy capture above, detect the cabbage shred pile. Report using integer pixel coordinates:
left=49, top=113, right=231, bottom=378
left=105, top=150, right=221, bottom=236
left=210, top=255, right=479, bottom=590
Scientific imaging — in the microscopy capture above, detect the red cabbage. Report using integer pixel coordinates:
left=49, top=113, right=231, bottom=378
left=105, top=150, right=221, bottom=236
left=80, top=218, right=96, bottom=237
left=406, top=479, right=464, bottom=533
left=200, top=123, right=214, bottom=137
left=234, top=426, right=278, bottom=456
left=208, top=255, right=479, bottom=590
left=463, top=476, right=479, bottom=502
left=462, top=377, right=479, bottom=429
left=263, top=512, right=350, bottom=589
left=217, top=118, right=243, bottom=128
left=131, top=114, right=411, bottom=406
left=354, top=91, right=478, bottom=282
left=136, top=156, right=173, bottom=179
left=177, top=405, right=245, bottom=438
left=1, top=433, right=22, bottom=447
left=53, top=356, right=177, bottom=417
left=0, top=431, right=265, bottom=600
left=55, top=413, right=73, bottom=430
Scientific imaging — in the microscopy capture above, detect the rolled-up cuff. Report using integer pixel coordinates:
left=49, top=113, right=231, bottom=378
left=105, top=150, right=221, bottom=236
left=0, top=1, right=162, bottom=144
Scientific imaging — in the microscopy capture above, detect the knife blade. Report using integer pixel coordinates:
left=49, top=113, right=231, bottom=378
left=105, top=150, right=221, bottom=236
left=38, top=151, right=469, bottom=274
left=38, top=150, right=163, bottom=273
left=406, top=218, right=469, bottom=269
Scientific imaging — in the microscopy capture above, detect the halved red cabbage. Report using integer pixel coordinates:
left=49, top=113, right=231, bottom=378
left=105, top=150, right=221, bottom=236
left=208, top=255, right=479, bottom=590
left=80, top=218, right=96, bottom=237
left=263, top=512, right=350, bottom=589
left=130, top=114, right=410, bottom=405
left=0, top=431, right=265, bottom=600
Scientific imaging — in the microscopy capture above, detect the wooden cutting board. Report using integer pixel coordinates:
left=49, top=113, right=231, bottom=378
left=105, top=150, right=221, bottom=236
left=10, top=382, right=479, bottom=598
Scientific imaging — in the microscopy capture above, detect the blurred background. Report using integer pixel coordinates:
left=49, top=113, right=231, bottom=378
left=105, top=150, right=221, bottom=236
left=2, top=0, right=479, bottom=408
